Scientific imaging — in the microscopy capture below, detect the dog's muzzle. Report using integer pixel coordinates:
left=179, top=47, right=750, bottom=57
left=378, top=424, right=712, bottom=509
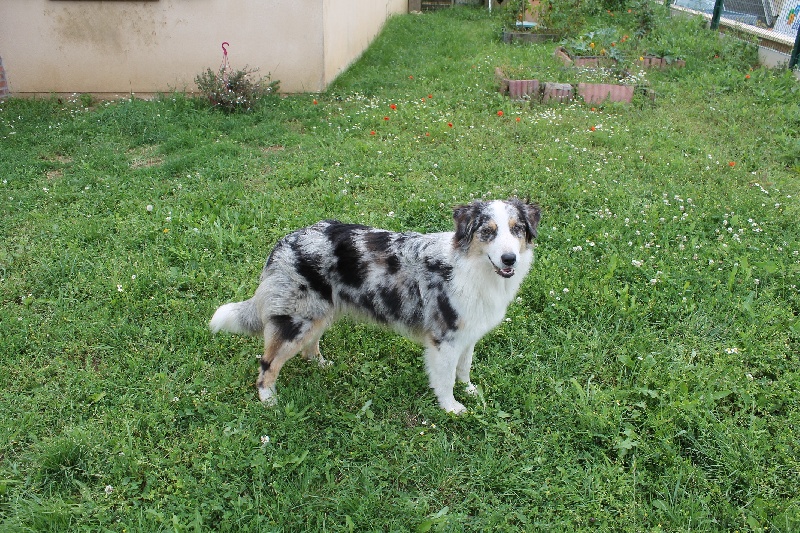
left=490, top=253, right=516, bottom=278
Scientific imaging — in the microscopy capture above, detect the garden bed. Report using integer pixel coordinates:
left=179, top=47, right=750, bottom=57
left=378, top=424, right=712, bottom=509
left=555, top=46, right=686, bottom=69
left=502, top=30, right=562, bottom=44
left=495, top=67, right=638, bottom=105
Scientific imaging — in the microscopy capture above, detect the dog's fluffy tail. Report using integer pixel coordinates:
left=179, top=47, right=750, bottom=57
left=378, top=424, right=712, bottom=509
left=209, top=299, right=263, bottom=336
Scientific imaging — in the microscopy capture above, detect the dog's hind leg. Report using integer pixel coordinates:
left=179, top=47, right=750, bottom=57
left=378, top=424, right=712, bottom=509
left=301, top=329, right=332, bottom=368
left=456, top=344, right=478, bottom=396
left=423, top=342, right=465, bottom=414
left=258, top=317, right=328, bottom=406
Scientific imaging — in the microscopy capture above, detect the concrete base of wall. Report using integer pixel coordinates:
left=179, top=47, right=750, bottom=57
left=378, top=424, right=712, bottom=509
left=0, top=56, right=8, bottom=99
left=758, top=46, right=799, bottom=79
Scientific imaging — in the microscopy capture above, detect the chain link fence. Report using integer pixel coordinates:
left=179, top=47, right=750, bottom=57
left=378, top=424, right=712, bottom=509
left=667, top=0, right=800, bottom=68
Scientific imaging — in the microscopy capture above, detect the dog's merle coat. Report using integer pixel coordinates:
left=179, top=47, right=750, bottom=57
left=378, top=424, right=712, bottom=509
left=210, top=198, right=541, bottom=413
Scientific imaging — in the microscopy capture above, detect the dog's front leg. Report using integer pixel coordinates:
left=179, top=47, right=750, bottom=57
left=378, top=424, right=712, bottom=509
left=424, top=342, right=466, bottom=414
left=456, top=344, right=478, bottom=396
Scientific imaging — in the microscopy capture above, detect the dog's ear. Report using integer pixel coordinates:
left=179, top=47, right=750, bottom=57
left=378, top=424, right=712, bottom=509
left=524, top=202, right=541, bottom=242
left=511, top=198, right=541, bottom=243
left=453, top=202, right=481, bottom=250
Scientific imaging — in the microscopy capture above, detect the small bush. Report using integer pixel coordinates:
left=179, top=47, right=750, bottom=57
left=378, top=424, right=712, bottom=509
left=194, top=66, right=279, bottom=113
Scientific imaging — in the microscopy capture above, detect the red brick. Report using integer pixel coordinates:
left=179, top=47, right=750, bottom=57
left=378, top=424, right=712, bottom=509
left=542, top=82, right=573, bottom=103
left=578, top=83, right=634, bottom=104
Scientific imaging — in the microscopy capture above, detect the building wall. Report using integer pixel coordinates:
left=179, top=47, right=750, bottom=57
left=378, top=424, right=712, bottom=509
left=0, top=0, right=407, bottom=96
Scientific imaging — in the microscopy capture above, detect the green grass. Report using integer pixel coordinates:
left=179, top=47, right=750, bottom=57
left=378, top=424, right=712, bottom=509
left=1, top=6, right=799, bottom=531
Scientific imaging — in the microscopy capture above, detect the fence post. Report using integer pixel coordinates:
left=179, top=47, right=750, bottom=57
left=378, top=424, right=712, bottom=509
left=710, top=0, right=723, bottom=30
left=790, top=27, right=800, bottom=70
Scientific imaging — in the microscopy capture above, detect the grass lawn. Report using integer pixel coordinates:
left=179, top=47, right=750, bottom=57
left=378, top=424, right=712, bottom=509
left=1, top=5, right=799, bottom=532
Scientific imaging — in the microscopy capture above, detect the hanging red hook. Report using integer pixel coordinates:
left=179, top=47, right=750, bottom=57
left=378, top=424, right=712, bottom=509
left=221, top=42, right=229, bottom=57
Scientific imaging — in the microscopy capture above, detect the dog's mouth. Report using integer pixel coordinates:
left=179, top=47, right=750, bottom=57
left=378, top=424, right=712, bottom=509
left=489, top=256, right=515, bottom=278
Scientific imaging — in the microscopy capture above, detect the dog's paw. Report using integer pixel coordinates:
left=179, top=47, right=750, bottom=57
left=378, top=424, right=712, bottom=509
left=258, top=385, right=278, bottom=406
left=463, top=382, right=478, bottom=396
left=440, top=399, right=467, bottom=414
left=316, top=355, right=333, bottom=368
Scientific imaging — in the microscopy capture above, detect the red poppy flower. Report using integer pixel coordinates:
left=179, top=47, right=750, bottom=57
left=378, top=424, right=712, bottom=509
left=745, top=74, right=750, bottom=79
left=515, top=117, right=521, bottom=122
left=428, top=94, right=433, bottom=99
left=729, top=161, right=736, bottom=167
left=447, top=122, right=453, bottom=128
left=313, top=99, right=318, bottom=105
left=384, top=116, right=389, bottom=121
left=390, top=104, right=397, bottom=110
left=370, top=131, right=376, bottom=135
left=497, top=110, right=504, bottom=117
left=590, top=126, right=596, bottom=131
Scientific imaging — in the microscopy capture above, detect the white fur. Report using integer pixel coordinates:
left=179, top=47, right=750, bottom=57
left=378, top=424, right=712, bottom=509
left=209, top=303, right=249, bottom=335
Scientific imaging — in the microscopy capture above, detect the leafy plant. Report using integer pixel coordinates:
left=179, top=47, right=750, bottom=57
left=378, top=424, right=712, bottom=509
left=194, top=66, right=279, bottom=113
left=561, top=27, right=632, bottom=61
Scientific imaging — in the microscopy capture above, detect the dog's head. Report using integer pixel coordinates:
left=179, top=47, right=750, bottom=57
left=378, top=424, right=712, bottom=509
left=453, top=198, right=541, bottom=278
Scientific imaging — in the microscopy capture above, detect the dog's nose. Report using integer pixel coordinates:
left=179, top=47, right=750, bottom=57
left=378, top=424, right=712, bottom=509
left=501, top=253, right=516, bottom=266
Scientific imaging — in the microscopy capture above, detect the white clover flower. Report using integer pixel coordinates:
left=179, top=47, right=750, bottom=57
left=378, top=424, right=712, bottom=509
left=631, top=259, right=643, bottom=267
left=104, top=485, right=113, bottom=495
left=260, top=435, right=270, bottom=445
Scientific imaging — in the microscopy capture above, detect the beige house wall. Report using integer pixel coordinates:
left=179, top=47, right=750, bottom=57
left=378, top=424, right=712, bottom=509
left=0, top=0, right=407, bottom=96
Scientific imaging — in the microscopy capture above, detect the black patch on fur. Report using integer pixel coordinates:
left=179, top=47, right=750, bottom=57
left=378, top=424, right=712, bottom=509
left=378, top=285, right=405, bottom=320
left=386, top=254, right=401, bottom=275
left=436, top=293, right=459, bottom=332
left=364, top=230, right=392, bottom=253
left=325, top=223, right=369, bottom=288
left=260, top=359, right=271, bottom=372
left=358, top=291, right=388, bottom=324
left=294, top=252, right=333, bottom=302
left=271, top=315, right=304, bottom=341
left=424, top=257, right=453, bottom=280
left=363, top=230, right=402, bottom=274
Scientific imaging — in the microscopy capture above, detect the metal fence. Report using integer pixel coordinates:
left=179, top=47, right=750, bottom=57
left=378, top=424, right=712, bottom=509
left=667, top=0, right=800, bottom=67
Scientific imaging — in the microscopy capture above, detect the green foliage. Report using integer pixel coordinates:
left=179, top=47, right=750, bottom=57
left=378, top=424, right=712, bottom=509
left=561, top=27, right=632, bottom=60
left=501, top=0, right=585, bottom=33
left=1, top=6, right=798, bottom=532
left=195, top=66, right=280, bottom=113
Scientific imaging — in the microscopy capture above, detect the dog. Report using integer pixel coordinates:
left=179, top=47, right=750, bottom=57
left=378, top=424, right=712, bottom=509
left=210, top=198, right=541, bottom=413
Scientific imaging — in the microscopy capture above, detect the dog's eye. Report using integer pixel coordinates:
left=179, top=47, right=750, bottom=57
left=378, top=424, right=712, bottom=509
left=477, top=226, right=497, bottom=241
left=510, top=222, right=526, bottom=237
